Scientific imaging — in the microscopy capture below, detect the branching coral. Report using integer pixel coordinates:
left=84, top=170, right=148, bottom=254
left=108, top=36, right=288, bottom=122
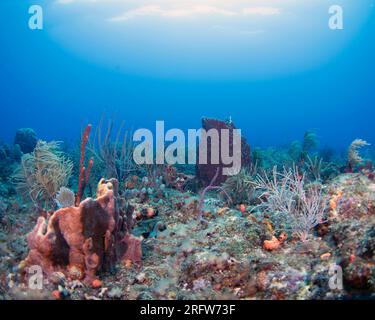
left=287, top=131, right=319, bottom=165
left=253, top=146, right=295, bottom=171
left=347, top=139, right=370, bottom=171
left=254, top=165, right=327, bottom=241
left=300, top=130, right=318, bottom=163
left=12, top=141, right=73, bottom=209
left=197, top=168, right=232, bottom=222
left=305, top=155, right=323, bottom=181
left=304, top=155, right=339, bottom=183
left=76, top=124, right=93, bottom=205
left=87, top=117, right=137, bottom=183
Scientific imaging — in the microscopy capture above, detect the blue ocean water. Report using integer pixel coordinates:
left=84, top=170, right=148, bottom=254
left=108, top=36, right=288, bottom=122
left=0, top=0, right=374, bottom=151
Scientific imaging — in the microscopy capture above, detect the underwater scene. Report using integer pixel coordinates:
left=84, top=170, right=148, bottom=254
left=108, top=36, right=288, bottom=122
left=0, top=0, right=375, bottom=303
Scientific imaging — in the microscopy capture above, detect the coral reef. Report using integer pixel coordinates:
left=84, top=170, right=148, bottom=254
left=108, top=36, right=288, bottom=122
left=0, top=161, right=374, bottom=300
left=55, top=187, right=75, bottom=208
left=87, top=118, right=137, bottom=184
left=300, top=130, right=319, bottom=164
left=162, top=165, right=192, bottom=191
left=347, top=139, right=370, bottom=172
left=196, top=168, right=231, bottom=221
left=14, top=128, right=38, bottom=154
left=0, top=142, right=21, bottom=183
left=22, top=178, right=142, bottom=284
left=254, top=166, right=327, bottom=241
left=11, top=141, right=73, bottom=209
left=76, top=124, right=93, bottom=206
left=221, top=168, right=257, bottom=205
left=325, top=173, right=375, bottom=294
left=196, top=117, right=251, bottom=186
left=0, top=124, right=374, bottom=301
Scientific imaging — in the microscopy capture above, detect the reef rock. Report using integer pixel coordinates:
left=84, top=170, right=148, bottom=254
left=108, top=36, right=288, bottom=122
left=196, top=117, right=251, bottom=186
left=326, top=173, right=375, bottom=294
left=23, top=178, right=142, bottom=283
left=14, top=128, right=37, bottom=154
left=0, top=142, right=21, bottom=180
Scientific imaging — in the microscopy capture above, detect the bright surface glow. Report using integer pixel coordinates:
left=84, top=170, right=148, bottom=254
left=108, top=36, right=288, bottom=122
left=45, top=0, right=373, bottom=79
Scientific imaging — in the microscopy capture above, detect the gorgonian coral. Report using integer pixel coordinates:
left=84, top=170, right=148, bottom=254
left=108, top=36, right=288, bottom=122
left=347, top=139, right=370, bottom=171
left=55, top=187, right=75, bottom=208
left=254, top=165, right=327, bottom=241
left=12, top=140, right=73, bottom=209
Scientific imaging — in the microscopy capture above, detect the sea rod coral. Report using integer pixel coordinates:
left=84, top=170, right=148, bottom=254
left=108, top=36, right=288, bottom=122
left=254, top=165, right=327, bottom=241
left=76, top=124, right=93, bottom=206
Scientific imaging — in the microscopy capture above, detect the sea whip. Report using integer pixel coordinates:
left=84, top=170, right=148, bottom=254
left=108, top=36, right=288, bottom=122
left=197, top=167, right=232, bottom=222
